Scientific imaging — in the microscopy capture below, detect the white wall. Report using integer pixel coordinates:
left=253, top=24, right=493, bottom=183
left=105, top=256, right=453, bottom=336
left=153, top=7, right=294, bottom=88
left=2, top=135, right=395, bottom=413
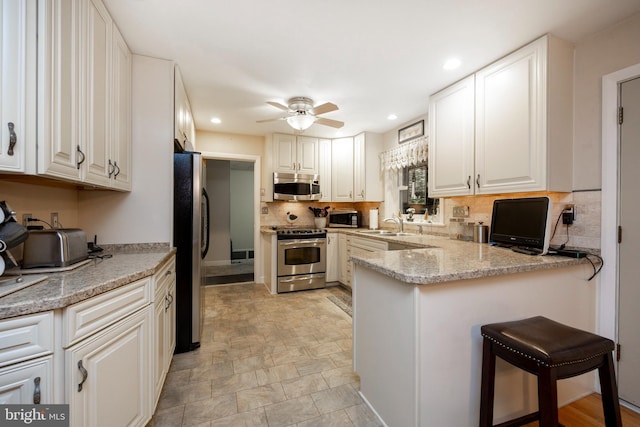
left=205, top=160, right=231, bottom=265
left=230, top=167, right=254, bottom=251
left=78, top=55, right=174, bottom=244
left=573, top=12, right=640, bottom=190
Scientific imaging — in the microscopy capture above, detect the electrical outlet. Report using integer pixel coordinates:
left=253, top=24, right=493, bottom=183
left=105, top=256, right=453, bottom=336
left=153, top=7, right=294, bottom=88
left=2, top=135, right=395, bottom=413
left=22, top=213, right=32, bottom=226
left=452, top=206, right=470, bottom=218
left=562, top=205, right=575, bottom=225
left=51, top=212, right=59, bottom=228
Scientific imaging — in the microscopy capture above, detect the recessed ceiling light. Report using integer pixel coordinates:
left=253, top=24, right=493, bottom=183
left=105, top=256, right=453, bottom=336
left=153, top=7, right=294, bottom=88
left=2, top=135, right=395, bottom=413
left=210, top=117, right=221, bottom=124
left=443, top=58, right=461, bottom=70
left=387, top=114, right=398, bottom=120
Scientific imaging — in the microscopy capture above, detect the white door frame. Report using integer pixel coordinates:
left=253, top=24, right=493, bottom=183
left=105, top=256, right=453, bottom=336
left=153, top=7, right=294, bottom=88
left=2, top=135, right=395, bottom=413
left=199, top=151, right=262, bottom=283
left=600, top=63, right=640, bottom=341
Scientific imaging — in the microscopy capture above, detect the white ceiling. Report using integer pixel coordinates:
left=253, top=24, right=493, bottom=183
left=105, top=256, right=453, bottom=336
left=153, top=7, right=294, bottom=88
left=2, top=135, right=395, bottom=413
left=104, top=0, right=640, bottom=139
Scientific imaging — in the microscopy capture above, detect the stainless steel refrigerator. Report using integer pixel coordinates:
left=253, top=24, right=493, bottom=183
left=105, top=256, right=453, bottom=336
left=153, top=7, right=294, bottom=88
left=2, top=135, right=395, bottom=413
left=173, top=152, right=210, bottom=353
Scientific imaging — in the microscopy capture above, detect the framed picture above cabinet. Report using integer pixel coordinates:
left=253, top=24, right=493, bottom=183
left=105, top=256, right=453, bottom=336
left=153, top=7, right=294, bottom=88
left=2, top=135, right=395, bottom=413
left=398, top=120, right=424, bottom=143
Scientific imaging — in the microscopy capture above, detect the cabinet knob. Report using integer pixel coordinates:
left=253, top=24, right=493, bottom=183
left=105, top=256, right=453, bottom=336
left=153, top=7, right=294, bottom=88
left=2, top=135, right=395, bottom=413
left=77, top=360, right=88, bottom=392
left=165, top=270, right=172, bottom=276
left=33, top=376, right=41, bottom=404
left=7, top=122, right=17, bottom=156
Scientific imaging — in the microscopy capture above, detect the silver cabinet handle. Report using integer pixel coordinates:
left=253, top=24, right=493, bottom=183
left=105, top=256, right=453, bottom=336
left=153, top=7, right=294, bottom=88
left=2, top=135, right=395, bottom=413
left=476, top=174, right=480, bottom=189
left=33, top=377, right=41, bottom=404
left=7, top=122, right=16, bottom=156
left=360, top=190, right=365, bottom=198
left=77, top=360, right=88, bottom=392
left=76, top=146, right=85, bottom=170
left=349, top=191, right=352, bottom=198
left=467, top=176, right=471, bottom=189
left=298, top=162, right=301, bottom=170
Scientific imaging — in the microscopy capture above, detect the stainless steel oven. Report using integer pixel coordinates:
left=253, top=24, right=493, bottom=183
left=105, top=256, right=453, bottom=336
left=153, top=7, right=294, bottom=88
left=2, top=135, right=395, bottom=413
left=277, top=229, right=326, bottom=293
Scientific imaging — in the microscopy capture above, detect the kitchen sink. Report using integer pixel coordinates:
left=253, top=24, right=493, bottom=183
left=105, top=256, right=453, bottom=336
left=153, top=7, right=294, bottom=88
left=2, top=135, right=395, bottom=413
left=358, top=230, right=397, bottom=235
left=357, top=230, right=415, bottom=237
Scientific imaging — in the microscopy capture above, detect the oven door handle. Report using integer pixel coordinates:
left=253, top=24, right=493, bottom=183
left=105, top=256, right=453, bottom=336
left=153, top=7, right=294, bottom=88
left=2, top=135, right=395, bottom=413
left=278, top=240, right=323, bottom=246
left=279, top=274, right=325, bottom=283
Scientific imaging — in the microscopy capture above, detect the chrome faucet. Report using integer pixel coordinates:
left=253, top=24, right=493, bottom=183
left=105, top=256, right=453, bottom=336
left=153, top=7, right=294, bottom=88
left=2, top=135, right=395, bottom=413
left=383, top=215, right=404, bottom=232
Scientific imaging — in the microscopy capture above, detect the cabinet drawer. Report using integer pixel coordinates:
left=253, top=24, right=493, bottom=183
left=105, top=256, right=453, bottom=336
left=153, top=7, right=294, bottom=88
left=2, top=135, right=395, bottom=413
left=153, top=257, right=175, bottom=301
left=0, top=355, right=53, bottom=404
left=63, top=278, right=151, bottom=348
left=0, top=312, right=54, bottom=368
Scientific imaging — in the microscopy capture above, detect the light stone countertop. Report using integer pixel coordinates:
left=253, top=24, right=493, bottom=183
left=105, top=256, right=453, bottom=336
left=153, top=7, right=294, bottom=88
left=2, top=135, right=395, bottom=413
left=260, top=226, right=590, bottom=285
left=0, top=247, right=175, bottom=320
left=347, top=233, right=588, bottom=284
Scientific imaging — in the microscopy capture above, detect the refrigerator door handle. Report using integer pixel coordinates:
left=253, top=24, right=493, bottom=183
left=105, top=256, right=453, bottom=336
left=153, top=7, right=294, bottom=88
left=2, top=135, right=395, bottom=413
left=201, top=187, right=210, bottom=259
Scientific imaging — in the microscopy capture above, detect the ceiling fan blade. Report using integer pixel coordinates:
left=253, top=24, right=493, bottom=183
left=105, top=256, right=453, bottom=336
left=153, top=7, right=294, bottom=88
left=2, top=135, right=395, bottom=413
left=315, top=117, right=344, bottom=128
left=312, top=102, right=338, bottom=115
left=256, top=116, right=287, bottom=123
left=267, top=101, right=289, bottom=111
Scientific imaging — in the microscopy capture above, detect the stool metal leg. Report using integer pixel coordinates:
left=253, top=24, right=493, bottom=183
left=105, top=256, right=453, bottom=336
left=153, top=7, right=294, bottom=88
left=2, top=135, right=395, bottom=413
left=598, top=353, right=623, bottom=427
left=537, top=366, right=559, bottom=427
left=479, top=339, right=496, bottom=427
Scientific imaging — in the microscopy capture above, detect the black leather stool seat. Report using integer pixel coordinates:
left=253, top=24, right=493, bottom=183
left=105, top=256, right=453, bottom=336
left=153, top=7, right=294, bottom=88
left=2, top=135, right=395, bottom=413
left=479, top=316, right=622, bottom=427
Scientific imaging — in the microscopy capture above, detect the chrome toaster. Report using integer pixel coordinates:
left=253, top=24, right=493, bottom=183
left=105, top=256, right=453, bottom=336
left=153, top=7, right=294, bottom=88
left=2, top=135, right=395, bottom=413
left=22, top=229, right=88, bottom=268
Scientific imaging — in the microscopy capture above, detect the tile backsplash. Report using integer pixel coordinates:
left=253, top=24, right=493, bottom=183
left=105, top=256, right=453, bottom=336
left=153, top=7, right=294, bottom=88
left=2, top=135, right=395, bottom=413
left=261, top=201, right=382, bottom=228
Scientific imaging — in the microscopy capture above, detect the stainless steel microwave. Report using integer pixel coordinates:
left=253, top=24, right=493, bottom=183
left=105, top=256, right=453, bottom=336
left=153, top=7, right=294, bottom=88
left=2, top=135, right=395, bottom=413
left=273, top=172, right=321, bottom=201
left=329, top=210, right=360, bottom=228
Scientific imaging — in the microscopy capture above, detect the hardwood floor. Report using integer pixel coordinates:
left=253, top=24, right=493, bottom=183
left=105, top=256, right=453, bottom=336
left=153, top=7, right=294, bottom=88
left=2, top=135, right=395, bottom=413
left=522, top=393, right=640, bottom=427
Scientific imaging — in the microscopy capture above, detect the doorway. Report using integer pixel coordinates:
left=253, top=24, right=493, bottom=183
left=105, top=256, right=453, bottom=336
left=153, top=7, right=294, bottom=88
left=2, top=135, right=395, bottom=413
left=602, top=62, right=640, bottom=413
left=617, top=76, right=640, bottom=407
left=202, top=158, right=256, bottom=285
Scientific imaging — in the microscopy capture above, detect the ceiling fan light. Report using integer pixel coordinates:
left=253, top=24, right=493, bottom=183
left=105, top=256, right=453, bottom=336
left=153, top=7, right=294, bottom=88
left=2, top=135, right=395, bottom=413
left=286, top=114, right=315, bottom=131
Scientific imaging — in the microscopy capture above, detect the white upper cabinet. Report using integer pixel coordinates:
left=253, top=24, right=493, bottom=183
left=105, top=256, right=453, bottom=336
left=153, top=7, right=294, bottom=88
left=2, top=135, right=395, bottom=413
left=428, top=76, right=475, bottom=197
left=353, top=132, right=383, bottom=201
left=174, top=66, right=195, bottom=150
left=318, top=138, right=331, bottom=201
left=273, top=133, right=318, bottom=174
left=38, top=0, right=132, bottom=190
left=428, top=35, right=573, bottom=197
left=0, top=0, right=36, bottom=173
left=331, top=137, right=354, bottom=201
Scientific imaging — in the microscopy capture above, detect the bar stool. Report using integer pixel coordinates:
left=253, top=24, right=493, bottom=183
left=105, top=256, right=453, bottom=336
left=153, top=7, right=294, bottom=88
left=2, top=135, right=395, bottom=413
left=479, top=316, right=622, bottom=427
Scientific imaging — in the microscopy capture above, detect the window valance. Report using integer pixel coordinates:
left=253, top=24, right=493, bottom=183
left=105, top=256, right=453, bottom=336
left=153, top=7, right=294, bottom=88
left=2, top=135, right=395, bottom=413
left=379, top=136, right=428, bottom=171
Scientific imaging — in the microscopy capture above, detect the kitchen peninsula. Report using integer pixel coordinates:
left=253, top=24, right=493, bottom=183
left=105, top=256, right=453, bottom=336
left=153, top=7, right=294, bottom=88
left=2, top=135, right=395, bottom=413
left=349, top=234, right=595, bottom=427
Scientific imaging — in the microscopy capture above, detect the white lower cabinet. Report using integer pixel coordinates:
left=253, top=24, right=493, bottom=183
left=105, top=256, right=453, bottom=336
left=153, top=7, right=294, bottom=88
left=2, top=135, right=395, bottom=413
left=152, top=257, right=176, bottom=409
left=338, top=233, right=350, bottom=287
left=326, top=232, right=339, bottom=283
left=0, top=356, right=53, bottom=404
left=66, top=306, right=151, bottom=427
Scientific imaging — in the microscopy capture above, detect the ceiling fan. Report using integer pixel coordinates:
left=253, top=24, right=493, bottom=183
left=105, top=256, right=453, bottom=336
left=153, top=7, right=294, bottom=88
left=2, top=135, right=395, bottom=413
left=257, top=97, right=344, bottom=131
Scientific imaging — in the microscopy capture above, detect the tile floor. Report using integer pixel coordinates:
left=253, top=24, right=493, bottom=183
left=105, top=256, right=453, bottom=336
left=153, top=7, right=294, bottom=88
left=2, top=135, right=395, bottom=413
left=147, top=282, right=383, bottom=426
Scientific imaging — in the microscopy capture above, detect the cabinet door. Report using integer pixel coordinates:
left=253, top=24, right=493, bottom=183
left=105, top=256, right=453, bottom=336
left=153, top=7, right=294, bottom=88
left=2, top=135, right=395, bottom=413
left=326, top=233, right=339, bottom=282
left=165, top=279, right=176, bottom=366
left=475, top=37, right=546, bottom=194
left=152, top=289, right=166, bottom=407
left=273, top=133, right=297, bottom=173
left=331, top=137, right=354, bottom=201
left=0, top=356, right=53, bottom=404
left=110, top=25, right=131, bottom=190
left=318, top=138, right=332, bottom=201
left=0, top=0, right=35, bottom=173
left=428, top=75, right=475, bottom=197
left=67, top=307, right=150, bottom=427
left=296, top=136, right=318, bottom=174
left=38, top=0, right=83, bottom=180
left=353, top=132, right=383, bottom=202
left=83, top=0, right=112, bottom=187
